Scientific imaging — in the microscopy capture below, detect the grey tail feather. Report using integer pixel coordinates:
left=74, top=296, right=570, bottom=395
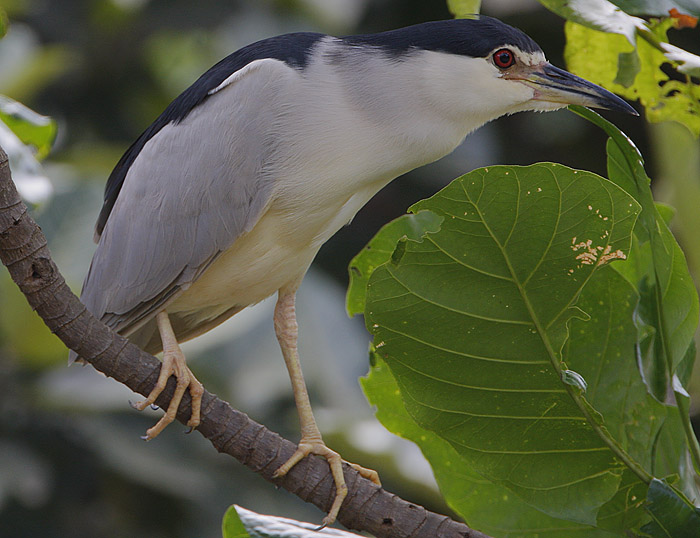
left=67, top=350, right=86, bottom=365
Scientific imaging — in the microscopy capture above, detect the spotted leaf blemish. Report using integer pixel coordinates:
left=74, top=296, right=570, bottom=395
left=571, top=239, right=626, bottom=268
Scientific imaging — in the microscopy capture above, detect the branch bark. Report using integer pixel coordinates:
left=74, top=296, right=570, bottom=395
left=0, top=146, right=491, bottom=538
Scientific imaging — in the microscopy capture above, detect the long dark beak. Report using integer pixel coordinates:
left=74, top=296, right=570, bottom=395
left=525, top=63, right=638, bottom=115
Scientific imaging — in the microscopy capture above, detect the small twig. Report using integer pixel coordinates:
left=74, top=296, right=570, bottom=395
left=0, top=146, right=491, bottom=538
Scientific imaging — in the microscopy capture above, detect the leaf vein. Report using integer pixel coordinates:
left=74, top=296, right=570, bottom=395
left=380, top=325, right=549, bottom=365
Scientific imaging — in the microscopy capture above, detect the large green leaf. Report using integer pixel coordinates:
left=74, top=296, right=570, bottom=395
left=365, top=163, right=641, bottom=524
left=362, top=355, right=616, bottom=537
left=351, top=178, right=651, bottom=534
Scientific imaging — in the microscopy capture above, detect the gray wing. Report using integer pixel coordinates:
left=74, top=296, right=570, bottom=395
left=80, top=59, right=294, bottom=336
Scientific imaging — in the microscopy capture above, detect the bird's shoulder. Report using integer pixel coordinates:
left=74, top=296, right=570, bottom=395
left=95, top=31, right=326, bottom=239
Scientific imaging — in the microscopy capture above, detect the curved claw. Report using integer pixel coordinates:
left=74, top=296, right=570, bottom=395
left=349, top=462, right=381, bottom=486
left=130, top=348, right=203, bottom=440
left=127, top=311, right=205, bottom=441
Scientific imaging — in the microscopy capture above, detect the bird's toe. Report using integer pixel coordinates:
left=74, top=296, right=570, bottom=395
left=273, top=438, right=379, bottom=526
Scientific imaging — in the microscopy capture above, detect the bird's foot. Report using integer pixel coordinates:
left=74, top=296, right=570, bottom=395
left=130, top=346, right=204, bottom=440
left=272, top=438, right=381, bottom=526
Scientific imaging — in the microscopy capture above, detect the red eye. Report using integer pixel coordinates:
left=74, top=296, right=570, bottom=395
left=493, top=48, right=515, bottom=69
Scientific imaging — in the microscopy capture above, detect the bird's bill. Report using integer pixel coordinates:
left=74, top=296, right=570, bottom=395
left=522, top=63, right=638, bottom=115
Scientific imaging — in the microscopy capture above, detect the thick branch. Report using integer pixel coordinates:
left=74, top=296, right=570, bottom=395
left=0, top=147, right=490, bottom=538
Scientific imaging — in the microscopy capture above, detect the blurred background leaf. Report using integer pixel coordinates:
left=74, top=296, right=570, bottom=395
left=447, top=0, right=482, bottom=17
left=0, top=9, right=7, bottom=39
left=0, top=95, right=56, bottom=159
left=612, top=1, right=700, bottom=17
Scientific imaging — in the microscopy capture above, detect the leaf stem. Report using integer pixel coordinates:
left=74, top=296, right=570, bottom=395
left=636, top=27, right=666, bottom=54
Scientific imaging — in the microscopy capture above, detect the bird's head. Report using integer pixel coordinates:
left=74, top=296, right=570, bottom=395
left=478, top=41, right=637, bottom=116
left=359, top=16, right=637, bottom=125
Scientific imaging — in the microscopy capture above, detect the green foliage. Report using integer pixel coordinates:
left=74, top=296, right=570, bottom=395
left=361, top=356, right=614, bottom=537
left=642, top=479, right=700, bottom=537
left=351, top=109, right=700, bottom=535
left=0, top=8, right=7, bottom=39
left=222, top=506, right=252, bottom=538
left=347, top=211, right=442, bottom=317
left=539, top=0, right=700, bottom=136
left=565, top=20, right=700, bottom=136
left=0, top=95, right=56, bottom=159
left=539, top=0, right=700, bottom=27
left=447, top=0, right=481, bottom=17
left=360, top=162, right=641, bottom=528
left=0, top=275, right=65, bottom=368
left=612, top=1, right=700, bottom=16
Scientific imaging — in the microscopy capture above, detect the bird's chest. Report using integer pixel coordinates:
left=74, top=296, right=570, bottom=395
left=267, top=119, right=459, bottom=247
left=170, top=91, right=467, bottom=317
left=171, top=155, right=406, bottom=318
left=170, top=205, right=321, bottom=319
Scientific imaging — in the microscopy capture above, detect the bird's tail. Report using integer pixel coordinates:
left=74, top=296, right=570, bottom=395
left=67, top=350, right=85, bottom=365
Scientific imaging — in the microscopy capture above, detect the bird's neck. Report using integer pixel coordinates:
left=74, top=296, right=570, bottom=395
left=302, top=38, right=496, bottom=169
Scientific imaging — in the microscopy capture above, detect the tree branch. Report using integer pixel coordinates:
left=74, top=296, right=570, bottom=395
left=0, top=146, right=491, bottom=538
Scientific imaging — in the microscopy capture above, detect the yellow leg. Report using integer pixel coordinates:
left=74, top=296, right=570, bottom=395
left=271, top=291, right=380, bottom=526
left=131, top=311, right=204, bottom=440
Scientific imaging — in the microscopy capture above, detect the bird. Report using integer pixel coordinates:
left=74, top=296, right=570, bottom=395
left=70, top=15, right=636, bottom=526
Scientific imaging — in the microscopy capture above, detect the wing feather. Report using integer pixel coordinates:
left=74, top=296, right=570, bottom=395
left=80, top=59, right=296, bottom=335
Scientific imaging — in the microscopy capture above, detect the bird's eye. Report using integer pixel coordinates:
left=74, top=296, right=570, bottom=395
left=493, top=48, right=515, bottom=69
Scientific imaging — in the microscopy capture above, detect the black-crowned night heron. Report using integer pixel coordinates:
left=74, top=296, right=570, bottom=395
left=70, top=16, right=636, bottom=525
